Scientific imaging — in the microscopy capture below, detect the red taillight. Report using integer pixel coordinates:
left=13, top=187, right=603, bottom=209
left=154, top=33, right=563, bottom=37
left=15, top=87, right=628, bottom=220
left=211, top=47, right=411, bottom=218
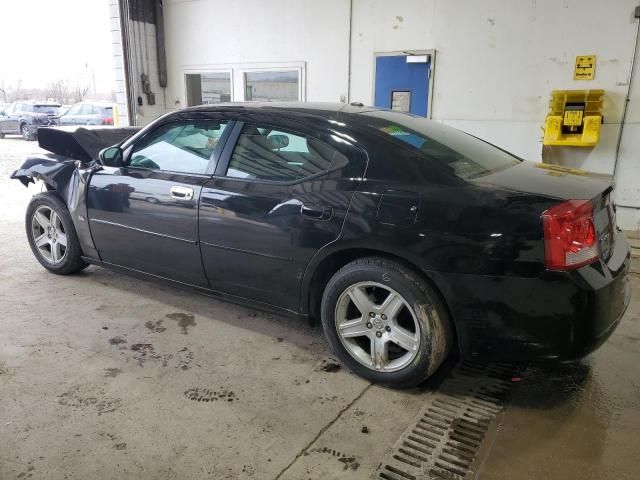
left=542, top=199, right=599, bottom=270
left=102, top=117, right=114, bottom=125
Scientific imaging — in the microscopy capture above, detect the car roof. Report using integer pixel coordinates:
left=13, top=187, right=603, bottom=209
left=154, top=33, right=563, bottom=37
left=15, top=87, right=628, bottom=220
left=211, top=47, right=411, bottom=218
left=14, top=101, right=61, bottom=106
left=182, top=101, right=378, bottom=120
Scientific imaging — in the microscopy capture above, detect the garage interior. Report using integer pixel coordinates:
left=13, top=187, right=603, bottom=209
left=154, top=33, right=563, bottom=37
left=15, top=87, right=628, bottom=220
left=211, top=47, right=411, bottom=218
left=1, top=1, right=640, bottom=479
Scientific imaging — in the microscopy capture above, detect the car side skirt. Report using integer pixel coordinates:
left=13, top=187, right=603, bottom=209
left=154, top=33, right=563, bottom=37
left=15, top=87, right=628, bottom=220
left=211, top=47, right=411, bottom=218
left=81, top=257, right=309, bottom=322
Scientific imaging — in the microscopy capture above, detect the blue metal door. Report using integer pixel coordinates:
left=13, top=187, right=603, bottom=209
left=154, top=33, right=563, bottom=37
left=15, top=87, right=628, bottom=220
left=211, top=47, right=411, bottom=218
left=374, top=55, right=430, bottom=116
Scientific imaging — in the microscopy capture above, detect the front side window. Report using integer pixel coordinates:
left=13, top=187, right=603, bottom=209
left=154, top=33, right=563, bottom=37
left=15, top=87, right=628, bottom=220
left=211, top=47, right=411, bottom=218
left=226, top=124, right=346, bottom=182
left=129, top=120, right=229, bottom=174
left=66, top=104, right=82, bottom=115
left=79, top=104, right=93, bottom=115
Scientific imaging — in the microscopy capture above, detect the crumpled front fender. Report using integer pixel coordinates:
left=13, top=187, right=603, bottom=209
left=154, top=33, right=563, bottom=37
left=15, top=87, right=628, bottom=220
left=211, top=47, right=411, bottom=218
left=10, top=154, right=101, bottom=260
left=10, top=153, right=78, bottom=192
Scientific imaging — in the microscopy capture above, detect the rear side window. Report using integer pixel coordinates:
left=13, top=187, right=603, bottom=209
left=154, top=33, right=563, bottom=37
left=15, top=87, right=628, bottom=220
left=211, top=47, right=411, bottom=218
left=226, top=124, right=347, bottom=182
left=129, top=120, right=229, bottom=174
left=362, top=110, right=521, bottom=179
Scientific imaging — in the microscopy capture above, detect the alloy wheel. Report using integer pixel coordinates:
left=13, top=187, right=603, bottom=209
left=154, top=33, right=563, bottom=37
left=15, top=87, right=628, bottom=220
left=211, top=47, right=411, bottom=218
left=21, top=124, right=29, bottom=140
left=31, top=206, right=68, bottom=264
left=335, top=281, right=421, bottom=372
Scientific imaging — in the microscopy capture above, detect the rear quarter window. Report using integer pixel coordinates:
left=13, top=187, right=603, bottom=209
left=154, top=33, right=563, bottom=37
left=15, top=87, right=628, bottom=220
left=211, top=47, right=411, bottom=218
left=362, top=111, right=520, bottom=180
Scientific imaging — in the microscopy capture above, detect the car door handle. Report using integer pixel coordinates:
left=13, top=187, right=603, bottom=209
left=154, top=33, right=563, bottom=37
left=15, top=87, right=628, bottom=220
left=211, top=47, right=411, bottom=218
left=170, top=186, right=194, bottom=200
left=301, top=204, right=333, bottom=220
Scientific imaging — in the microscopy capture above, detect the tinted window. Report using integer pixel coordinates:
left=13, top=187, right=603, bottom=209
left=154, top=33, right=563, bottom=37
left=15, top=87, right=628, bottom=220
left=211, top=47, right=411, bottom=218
left=227, top=124, right=345, bottom=181
left=362, top=110, right=520, bottom=179
left=129, top=120, right=229, bottom=174
left=34, top=105, right=59, bottom=114
left=79, top=104, right=93, bottom=115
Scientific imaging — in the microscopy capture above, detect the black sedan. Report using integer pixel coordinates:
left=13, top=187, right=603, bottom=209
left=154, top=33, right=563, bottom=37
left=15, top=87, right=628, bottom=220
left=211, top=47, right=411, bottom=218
left=11, top=103, right=631, bottom=387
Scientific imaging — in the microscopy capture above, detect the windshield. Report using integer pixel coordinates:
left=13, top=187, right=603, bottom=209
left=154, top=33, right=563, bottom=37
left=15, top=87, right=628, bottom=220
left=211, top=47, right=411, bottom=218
left=34, top=105, right=60, bottom=115
left=361, top=110, right=521, bottom=179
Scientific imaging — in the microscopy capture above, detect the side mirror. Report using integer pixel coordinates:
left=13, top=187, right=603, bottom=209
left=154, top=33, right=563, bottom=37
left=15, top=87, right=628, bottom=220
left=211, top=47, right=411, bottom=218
left=268, top=134, right=289, bottom=150
left=99, top=146, right=124, bottom=167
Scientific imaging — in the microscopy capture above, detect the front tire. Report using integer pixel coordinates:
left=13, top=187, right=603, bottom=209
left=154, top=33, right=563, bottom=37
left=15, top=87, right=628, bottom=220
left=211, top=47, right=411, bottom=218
left=25, top=193, right=88, bottom=275
left=321, top=257, right=452, bottom=388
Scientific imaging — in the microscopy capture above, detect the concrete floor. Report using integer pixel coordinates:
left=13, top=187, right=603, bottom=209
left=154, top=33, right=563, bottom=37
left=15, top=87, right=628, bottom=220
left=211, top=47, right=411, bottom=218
left=1, top=138, right=639, bottom=480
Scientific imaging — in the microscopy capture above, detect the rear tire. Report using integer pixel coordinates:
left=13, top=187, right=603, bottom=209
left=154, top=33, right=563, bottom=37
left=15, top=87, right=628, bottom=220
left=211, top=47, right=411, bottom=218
left=321, top=257, right=452, bottom=388
left=25, top=192, right=88, bottom=275
left=21, top=123, right=35, bottom=141
left=0, top=131, right=5, bottom=139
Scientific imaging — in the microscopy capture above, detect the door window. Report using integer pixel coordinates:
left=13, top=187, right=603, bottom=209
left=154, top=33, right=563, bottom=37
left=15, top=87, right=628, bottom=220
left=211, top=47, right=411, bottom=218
left=79, top=104, right=93, bottom=115
left=129, top=120, right=230, bottom=175
left=226, top=124, right=347, bottom=182
left=65, top=104, right=82, bottom=115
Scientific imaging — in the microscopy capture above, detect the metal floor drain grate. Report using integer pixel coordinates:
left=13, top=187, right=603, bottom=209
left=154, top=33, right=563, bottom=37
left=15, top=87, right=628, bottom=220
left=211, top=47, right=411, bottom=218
left=374, top=362, right=519, bottom=480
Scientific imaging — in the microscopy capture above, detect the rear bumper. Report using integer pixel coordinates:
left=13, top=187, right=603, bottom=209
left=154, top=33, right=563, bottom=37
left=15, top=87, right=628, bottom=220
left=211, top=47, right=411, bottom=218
left=441, top=232, right=631, bottom=361
left=30, top=120, right=55, bottom=133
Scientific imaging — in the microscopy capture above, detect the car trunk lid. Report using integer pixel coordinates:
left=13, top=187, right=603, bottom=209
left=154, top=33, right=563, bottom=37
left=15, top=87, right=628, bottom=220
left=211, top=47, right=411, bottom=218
left=37, top=126, right=140, bottom=162
left=473, top=161, right=616, bottom=262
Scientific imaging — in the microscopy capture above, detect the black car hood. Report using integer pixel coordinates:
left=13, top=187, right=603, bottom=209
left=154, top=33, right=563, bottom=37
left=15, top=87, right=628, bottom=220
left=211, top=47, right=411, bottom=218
left=472, top=161, right=613, bottom=201
left=37, top=126, right=140, bottom=162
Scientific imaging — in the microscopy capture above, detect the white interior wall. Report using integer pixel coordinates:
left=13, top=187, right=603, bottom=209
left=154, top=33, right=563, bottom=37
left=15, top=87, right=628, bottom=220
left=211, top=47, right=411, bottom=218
left=162, top=0, right=350, bottom=111
left=141, top=0, right=640, bottom=229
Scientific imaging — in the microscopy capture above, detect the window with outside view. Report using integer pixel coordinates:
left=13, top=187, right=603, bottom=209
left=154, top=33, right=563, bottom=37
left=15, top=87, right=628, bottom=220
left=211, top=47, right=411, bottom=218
left=244, top=71, right=299, bottom=102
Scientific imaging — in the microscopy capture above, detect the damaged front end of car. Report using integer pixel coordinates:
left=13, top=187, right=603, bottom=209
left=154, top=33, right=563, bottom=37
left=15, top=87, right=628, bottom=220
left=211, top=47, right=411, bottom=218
left=10, top=126, right=140, bottom=258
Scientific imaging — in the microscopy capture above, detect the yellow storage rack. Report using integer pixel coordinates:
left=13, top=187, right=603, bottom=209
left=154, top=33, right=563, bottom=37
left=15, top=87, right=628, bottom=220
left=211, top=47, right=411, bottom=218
left=543, top=89, right=604, bottom=147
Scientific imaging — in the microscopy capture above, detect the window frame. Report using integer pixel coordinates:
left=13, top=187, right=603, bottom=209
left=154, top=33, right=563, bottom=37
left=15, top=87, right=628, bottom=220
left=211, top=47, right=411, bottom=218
left=215, top=121, right=351, bottom=185
left=122, top=117, right=236, bottom=177
left=184, top=70, right=234, bottom=107
left=183, top=62, right=306, bottom=105
left=242, top=69, right=302, bottom=103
